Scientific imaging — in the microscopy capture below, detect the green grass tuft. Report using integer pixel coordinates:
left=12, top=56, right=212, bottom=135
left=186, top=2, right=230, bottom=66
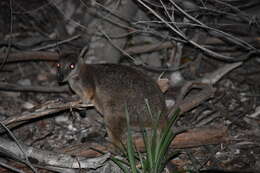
left=111, top=103, right=181, bottom=173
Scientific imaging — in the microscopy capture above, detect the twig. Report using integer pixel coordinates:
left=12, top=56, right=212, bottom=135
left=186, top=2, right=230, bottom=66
left=201, top=62, right=242, bottom=84
left=169, top=61, right=242, bottom=116
left=125, top=41, right=175, bottom=55
left=1, top=99, right=93, bottom=129
left=99, top=29, right=138, bottom=64
left=0, top=137, right=110, bottom=169
left=0, top=122, right=38, bottom=173
left=136, top=0, right=250, bottom=62
left=0, top=51, right=58, bottom=63
left=0, top=82, right=69, bottom=93
left=61, top=126, right=229, bottom=157
left=0, top=0, right=13, bottom=71
left=168, top=0, right=255, bottom=50
left=0, top=161, right=25, bottom=173
left=32, top=34, right=81, bottom=51
left=49, top=0, right=89, bottom=31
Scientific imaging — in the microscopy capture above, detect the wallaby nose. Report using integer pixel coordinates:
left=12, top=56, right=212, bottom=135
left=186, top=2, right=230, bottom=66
left=56, top=69, right=64, bottom=83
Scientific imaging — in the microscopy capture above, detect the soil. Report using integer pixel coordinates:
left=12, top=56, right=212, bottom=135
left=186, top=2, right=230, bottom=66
left=0, top=1, right=259, bottom=173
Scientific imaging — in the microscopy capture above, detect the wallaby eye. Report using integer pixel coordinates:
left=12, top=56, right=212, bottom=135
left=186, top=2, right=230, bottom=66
left=69, top=63, right=75, bottom=69
left=56, top=63, right=61, bottom=68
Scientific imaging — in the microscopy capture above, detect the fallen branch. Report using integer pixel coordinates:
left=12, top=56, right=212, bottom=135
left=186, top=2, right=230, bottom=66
left=0, top=82, right=69, bottom=93
left=1, top=100, right=93, bottom=131
left=0, top=51, right=58, bottom=63
left=0, top=137, right=109, bottom=169
left=170, top=61, right=242, bottom=115
left=61, top=126, right=229, bottom=157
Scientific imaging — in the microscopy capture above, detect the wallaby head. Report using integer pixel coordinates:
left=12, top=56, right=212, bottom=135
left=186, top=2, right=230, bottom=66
left=56, top=46, right=89, bottom=83
left=56, top=52, right=84, bottom=83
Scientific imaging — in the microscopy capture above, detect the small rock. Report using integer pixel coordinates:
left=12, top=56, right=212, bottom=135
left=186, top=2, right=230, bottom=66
left=17, top=79, right=31, bottom=86
left=68, top=124, right=77, bottom=131
left=55, top=115, right=69, bottom=123
left=166, top=99, right=175, bottom=108
left=22, top=102, right=34, bottom=109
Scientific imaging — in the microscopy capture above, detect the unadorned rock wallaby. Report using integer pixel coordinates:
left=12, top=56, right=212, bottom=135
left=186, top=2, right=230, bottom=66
left=56, top=52, right=168, bottom=147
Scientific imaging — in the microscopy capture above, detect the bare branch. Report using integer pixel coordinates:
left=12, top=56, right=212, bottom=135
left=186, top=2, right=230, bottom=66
left=0, top=137, right=109, bottom=169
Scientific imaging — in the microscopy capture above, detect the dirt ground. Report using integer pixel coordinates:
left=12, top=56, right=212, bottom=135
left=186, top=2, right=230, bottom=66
left=0, top=0, right=260, bottom=172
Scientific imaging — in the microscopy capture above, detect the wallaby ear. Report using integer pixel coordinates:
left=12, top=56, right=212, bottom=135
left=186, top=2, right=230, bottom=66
left=77, top=45, right=89, bottom=65
left=78, top=56, right=85, bottom=65
left=79, top=45, right=89, bottom=58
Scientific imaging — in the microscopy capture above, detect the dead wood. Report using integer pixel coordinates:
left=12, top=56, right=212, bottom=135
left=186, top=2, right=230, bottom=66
left=61, top=126, right=229, bottom=157
left=0, top=82, right=69, bottom=93
left=0, top=51, right=58, bottom=63
left=0, top=137, right=109, bottom=169
left=1, top=100, right=93, bottom=132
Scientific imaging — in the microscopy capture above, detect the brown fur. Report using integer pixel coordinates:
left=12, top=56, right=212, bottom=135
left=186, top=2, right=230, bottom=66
left=57, top=53, right=167, bottom=147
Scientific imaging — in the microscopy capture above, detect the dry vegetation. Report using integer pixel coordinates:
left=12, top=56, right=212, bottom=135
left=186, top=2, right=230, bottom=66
left=0, top=0, right=260, bottom=172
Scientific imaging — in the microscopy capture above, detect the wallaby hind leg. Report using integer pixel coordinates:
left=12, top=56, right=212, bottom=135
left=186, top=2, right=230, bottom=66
left=105, top=114, right=127, bottom=150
